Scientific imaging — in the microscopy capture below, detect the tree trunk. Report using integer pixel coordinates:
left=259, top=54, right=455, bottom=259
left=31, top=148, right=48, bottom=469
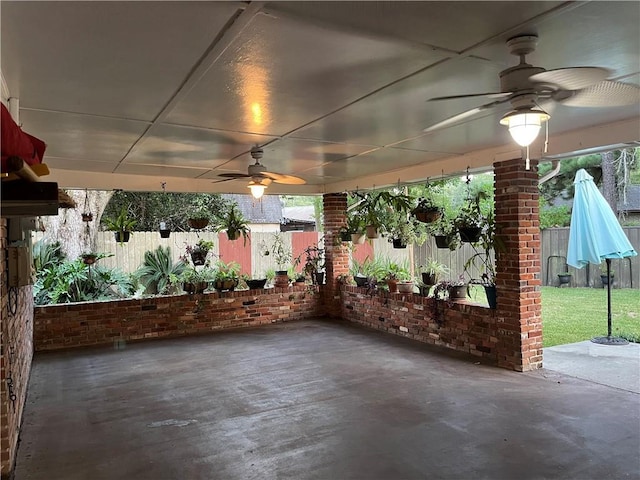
left=41, top=190, right=113, bottom=259
left=601, top=151, right=617, bottom=214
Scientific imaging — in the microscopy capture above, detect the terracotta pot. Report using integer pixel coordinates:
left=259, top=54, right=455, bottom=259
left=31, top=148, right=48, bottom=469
left=365, top=225, right=379, bottom=239
left=351, top=233, right=366, bottom=244
left=387, top=279, right=398, bottom=293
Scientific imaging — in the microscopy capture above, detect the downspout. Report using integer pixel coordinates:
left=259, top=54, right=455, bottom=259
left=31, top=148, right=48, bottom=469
left=538, top=159, right=561, bottom=185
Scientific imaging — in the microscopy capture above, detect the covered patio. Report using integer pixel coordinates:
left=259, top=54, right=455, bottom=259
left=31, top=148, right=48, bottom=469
left=2, top=2, right=639, bottom=478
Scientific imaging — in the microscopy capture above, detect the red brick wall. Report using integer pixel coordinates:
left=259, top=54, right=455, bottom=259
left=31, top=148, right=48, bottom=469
left=494, top=158, right=543, bottom=371
left=322, top=194, right=350, bottom=317
left=340, top=287, right=498, bottom=360
left=1, top=219, right=34, bottom=478
left=33, top=286, right=321, bottom=351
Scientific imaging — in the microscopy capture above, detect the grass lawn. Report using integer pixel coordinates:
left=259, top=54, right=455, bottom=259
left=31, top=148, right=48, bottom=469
left=542, top=286, right=640, bottom=347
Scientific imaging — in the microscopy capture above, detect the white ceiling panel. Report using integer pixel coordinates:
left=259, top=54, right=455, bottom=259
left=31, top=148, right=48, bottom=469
left=114, top=163, right=210, bottom=179
left=20, top=109, right=148, bottom=164
left=125, top=125, right=278, bottom=168
left=165, top=10, right=447, bottom=135
left=266, top=2, right=565, bottom=54
left=1, top=1, right=241, bottom=119
left=290, top=57, right=505, bottom=146
left=45, top=157, right=118, bottom=174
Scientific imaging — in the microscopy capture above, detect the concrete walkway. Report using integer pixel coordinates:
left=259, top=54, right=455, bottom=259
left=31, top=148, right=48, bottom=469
left=544, top=340, right=640, bottom=393
left=14, top=320, right=640, bottom=480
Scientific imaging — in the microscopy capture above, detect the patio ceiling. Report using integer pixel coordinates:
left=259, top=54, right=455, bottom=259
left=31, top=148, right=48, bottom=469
left=1, top=1, right=639, bottom=195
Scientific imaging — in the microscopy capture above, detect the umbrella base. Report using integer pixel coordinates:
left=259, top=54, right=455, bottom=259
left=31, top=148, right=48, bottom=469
left=591, top=336, right=629, bottom=346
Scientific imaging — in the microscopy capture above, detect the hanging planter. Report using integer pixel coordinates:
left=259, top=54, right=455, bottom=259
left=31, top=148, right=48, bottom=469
left=392, top=238, right=406, bottom=249
left=114, top=231, right=131, bottom=243
left=412, top=197, right=442, bottom=224
left=188, top=218, right=209, bottom=230
left=314, top=271, right=326, bottom=285
left=81, top=253, right=98, bottom=265
left=365, top=225, right=379, bottom=239
left=159, top=221, right=170, bottom=238
left=458, top=226, right=482, bottom=243
left=434, top=234, right=455, bottom=249
left=351, top=233, right=366, bottom=244
left=484, top=285, right=497, bottom=309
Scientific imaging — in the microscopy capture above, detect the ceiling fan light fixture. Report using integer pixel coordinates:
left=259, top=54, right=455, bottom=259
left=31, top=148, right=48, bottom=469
left=248, top=180, right=267, bottom=199
left=500, top=108, right=550, bottom=147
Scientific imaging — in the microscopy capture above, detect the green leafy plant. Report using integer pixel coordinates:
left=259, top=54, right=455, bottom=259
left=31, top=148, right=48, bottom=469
left=135, top=246, right=186, bottom=295
left=261, top=233, right=292, bottom=271
left=217, top=204, right=250, bottom=244
left=103, top=205, right=137, bottom=244
left=418, top=259, right=449, bottom=284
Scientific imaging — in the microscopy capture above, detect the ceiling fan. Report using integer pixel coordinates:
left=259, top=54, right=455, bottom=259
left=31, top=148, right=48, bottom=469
left=423, top=34, right=640, bottom=148
left=215, top=146, right=306, bottom=198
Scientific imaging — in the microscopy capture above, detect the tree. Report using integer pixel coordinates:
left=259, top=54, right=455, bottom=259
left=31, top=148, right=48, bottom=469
left=601, top=150, right=617, bottom=213
left=102, top=191, right=231, bottom=231
left=40, top=189, right=113, bottom=260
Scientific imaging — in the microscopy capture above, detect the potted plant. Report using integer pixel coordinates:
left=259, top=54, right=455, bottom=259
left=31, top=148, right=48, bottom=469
left=295, top=243, right=325, bottom=285
left=213, top=260, right=240, bottom=292
left=217, top=204, right=250, bottom=244
left=347, top=213, right=366, bottom=244
left=103, top=206, right=137, bottom=245
left=418, top=259, right=450, bottom=285
left=428, top=216, right=459, bottom=250
left=600, top=264, right=615, bottom=287
left=454, top=196, right=484, bottom=243
left=463, top=209, right=503, bottom=309
left=558, top=271, right=572, bottom=286
left=412, top=197, right=442, bottom=224
left=81, top=252, right=99, bottom=265
left=159, top=221, right=171, bottom=238
left=353, top=190, right=413, bottom=239
left=262, top=233, right=293, bottom=287
left=188, top=206, right=210, bottom=230
left=186, top=239, right=215, bottom=266
left=433, top=276, right=468, bottom=301
left=178, top=266, right=215, bottom=294
left=384, top=261, right=411, bottom=293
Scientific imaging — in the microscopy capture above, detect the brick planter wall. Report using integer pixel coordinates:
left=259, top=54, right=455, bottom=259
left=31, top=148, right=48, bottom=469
left=1, top=220, right=35, bottom=478
left=34, top=286, right=321, bottom=351
left=340, top=286, right=498, bottom=360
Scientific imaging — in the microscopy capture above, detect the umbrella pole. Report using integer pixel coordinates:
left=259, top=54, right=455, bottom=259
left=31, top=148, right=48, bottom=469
left=592, top=258, right=628, bottom=345
left=606, top=258, right=612, bottom=338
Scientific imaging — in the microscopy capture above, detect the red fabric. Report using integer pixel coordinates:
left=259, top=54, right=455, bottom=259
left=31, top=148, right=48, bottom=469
left=1, top=103, right=46, bottom=170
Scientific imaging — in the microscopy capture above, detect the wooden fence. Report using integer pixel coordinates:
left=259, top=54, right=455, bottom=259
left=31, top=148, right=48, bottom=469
left=33, top=227, right=639, bottom=288
left=540, top=227, right=639, bottom=288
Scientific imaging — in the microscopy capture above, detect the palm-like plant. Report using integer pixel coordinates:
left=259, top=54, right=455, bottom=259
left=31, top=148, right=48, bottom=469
left=135, top=246, right=186, bottom=294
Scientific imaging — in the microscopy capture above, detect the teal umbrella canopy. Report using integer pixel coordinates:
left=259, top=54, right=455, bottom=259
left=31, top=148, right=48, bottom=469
left=567, top=169, right=637, bottom=269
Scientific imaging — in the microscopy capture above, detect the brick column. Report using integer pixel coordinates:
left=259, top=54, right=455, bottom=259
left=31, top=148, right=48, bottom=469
left=322, top=193, right=349, bottom=317
left=494, top=158, right=542, bottom=371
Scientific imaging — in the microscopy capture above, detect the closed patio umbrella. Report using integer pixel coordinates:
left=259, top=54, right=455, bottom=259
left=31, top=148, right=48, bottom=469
left=567, top=168, right=637, bottom=345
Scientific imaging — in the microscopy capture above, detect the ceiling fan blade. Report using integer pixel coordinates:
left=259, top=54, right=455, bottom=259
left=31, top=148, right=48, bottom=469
left=211, top=177, right=238, bottom=185
left=262, top=171, right=306, bottom=185
left=530, top=67, right=610, bottom=91
left=423, top=98, right=509, bottom=133
left=218, top=173, right=251, bottom=179
left=558, top=80, right=640, bottom=107
left=428, top=92, right=511, bottom=102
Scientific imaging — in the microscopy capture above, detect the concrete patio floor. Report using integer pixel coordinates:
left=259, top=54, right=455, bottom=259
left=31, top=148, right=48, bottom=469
left=14, top=319, right=640, bottom=480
